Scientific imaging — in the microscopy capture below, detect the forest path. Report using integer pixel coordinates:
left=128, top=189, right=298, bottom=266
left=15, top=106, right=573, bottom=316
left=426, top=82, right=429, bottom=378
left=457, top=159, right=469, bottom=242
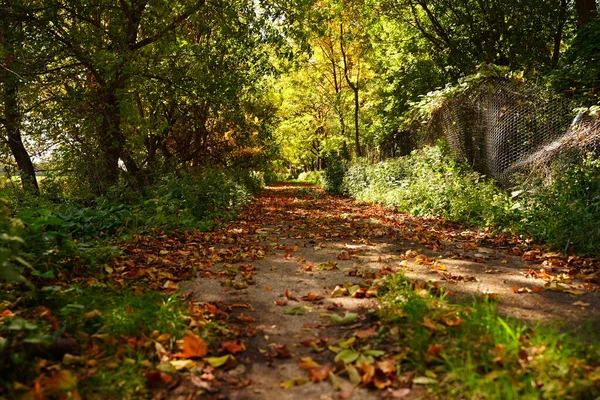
left=171, top=183, right=600, bottom=399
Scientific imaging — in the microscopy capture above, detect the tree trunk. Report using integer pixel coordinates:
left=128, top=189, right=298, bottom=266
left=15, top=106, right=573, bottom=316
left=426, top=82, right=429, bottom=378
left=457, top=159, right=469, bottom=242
left=0, top=16, right=39, bottom=194
left=552, top=0, right=569, bottom=67
left=351, top=86, right=360, bottom=158
left=339, top=24, right=362, bottom=158
left=575, top=0, right=597, bottom=28
left=96, top=84, right=125, bottom=190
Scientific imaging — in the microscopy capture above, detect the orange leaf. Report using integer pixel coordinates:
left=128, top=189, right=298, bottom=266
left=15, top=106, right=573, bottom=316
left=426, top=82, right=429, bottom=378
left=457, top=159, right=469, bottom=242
left=238, top=313, right=256, bottom=322
left=361, top=362, right=376, bottom=384
left=173, top=332, right=208, bottom=359
left=301, top=292, right=323, bottom=301
left=299, top=356, right=321, bottom=370
left=308, top=364, right=331, bottom=382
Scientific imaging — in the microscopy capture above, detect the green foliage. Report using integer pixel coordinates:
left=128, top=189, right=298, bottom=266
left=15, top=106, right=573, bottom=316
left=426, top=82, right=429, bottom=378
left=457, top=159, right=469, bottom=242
left=552, top=19, right=600, bottom=104
left=343, top=146, right=511, bottom=227
left=323, top=151, right=349, bottom=195
left=380, top=273, right=600, bottom=399
left=2, top=168, right=263, bottom=278
left=0, top=199, right=31, bottom=286
left=342, top=145, right=600, bottom=255
left=297, top=170, right=324, bottom=185
left=516, top=154, right=600, bottom=254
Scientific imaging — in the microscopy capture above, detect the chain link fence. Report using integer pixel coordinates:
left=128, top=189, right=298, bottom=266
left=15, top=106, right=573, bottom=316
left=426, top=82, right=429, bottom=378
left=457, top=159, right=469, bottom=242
left=427, top=78, right=600, bottom=185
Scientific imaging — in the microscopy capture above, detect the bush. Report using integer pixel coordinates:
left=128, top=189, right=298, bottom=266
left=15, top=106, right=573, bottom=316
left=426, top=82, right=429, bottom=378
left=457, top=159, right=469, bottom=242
left=297, top=171, right=324, bottom=185
left=517, top=154, right=600, bottom=254
left=342, top=145, right=600, bottom=255
left=323, top=151, right=349, bottom=194
left=343, top=146, right=511, bottom=227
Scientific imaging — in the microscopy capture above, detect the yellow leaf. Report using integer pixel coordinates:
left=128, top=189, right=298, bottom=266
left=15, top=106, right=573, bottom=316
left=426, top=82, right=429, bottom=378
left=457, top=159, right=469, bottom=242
left=169, top=359, right=197, bottom=370
left=203, top=354, right=235, bottom=368
left=280, top=378, right=308, bottom=388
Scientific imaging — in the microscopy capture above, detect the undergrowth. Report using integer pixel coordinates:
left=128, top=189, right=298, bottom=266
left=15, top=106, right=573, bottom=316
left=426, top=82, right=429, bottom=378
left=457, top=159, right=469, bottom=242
left=341, top=145, right=600, bottom=255
left=379, top=273, right=600, bottom=399
left=0, top=284, right=223, bottom=399
left=0, top=168, right=263, bottom=281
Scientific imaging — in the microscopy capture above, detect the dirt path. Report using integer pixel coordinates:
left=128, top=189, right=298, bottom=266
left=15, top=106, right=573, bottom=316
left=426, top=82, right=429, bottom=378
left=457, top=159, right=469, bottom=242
left=171, top=183, right=600, bottom=399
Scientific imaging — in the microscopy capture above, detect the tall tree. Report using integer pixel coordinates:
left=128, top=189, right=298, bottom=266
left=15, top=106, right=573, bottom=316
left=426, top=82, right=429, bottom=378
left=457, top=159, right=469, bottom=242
left=23, top=0, right=206, bottom=191
left=0, top=6, right=39, bottom=194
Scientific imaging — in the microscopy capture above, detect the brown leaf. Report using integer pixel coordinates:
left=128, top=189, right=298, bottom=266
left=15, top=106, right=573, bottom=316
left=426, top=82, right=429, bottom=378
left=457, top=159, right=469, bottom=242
left=285, top=290, right=296, bottom=300
left=274, top=300, right=288, bottom=306
left=172, top=332, right=208, bottom=359
left=145, top=371, right=174, bottom=389
left=219, top=340, right=246, bottom=354
left=301, top=292, right=324, bottom=301
left=271, top=344, right=291, bottom=359
left=354, top=327, right=378, bottom=339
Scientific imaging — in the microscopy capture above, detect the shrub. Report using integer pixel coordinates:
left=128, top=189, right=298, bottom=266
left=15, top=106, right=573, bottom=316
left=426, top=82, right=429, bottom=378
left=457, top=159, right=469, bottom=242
left=342, top=145, right=600, bottom=255
left=517, top=154, right=600, bottom=254
left=343, top=146, right=511, bottom=227
left=297, top=171, right=324, bottom=185
left=323, top=151, right=349, bottom=195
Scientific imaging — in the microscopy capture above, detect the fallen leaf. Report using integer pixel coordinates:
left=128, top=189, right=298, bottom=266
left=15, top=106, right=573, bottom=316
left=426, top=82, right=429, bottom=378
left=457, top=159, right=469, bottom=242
left=271, top=344, right=291, bottom=359
left=145, top=371, right=174, bottom=389
left=169, top=359, right=197, bottom=370
left=301, top=292, right=324, bottom=301
left=330, top=312, right=358, bottom=325
left=285, top=306, right=305, bottom=315
left=42, top=370, right=78, bottom=393
left=299, top=357, right=321, bottom=370
left=280, top=378, right=308, bottom=388
left=285, top=290, right=297, bottom=300
left=204, top=354, right=236, bottom=368
left=219, top=340, right=246, bottom=354
left=354, top=327, right=378, bottom=339
left=330, top=286, right=348, bottom=298
left=237, top=313, right=256, bottom=322
left=173, top=332, right=208, bottom=359
left=413, top=376, right=437, bottom=385
left=572, top=301, right=590, bottom=307
left=308, top=364, right=332, bottom=382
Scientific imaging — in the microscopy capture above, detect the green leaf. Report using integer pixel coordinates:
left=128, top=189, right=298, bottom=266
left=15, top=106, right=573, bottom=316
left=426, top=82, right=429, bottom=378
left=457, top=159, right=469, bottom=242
left=203, top=354, right=235, bottom=368
left=330, top=312, right=357, bottom=325
left=8, top=318, right=38, bottom=331
left=334, top=349, right=360, bottom=364
left=285, top=306, right=305, bottom=315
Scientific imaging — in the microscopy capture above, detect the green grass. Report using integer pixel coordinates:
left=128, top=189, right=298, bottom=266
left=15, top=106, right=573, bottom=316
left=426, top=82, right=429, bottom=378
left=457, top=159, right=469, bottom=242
left=379, top=273, right=600, bottom=399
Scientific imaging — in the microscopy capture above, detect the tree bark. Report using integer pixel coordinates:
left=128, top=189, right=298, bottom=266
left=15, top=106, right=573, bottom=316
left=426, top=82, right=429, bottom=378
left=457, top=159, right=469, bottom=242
left=0, top=15, right=39, bottom=194
left=575, top=0, right=597, bottom=28
left=339, top=24, right=362, bottom=158
left=552, top=0, right=568, bottom=67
